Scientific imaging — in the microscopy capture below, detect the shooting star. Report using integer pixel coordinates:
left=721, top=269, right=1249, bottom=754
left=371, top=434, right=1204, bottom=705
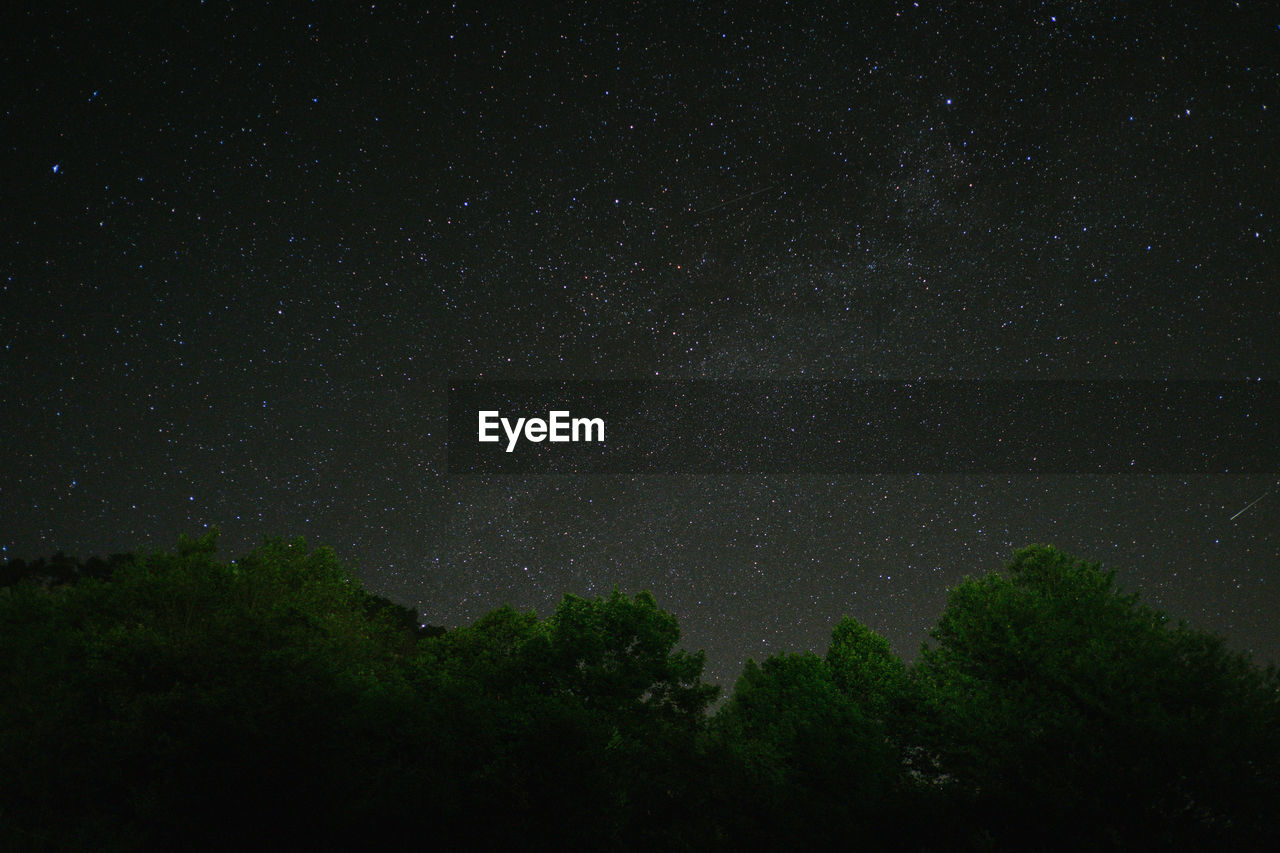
left=687, top=181, right=784, bottom=219
left=1230, top=481, right=1279, bottom=521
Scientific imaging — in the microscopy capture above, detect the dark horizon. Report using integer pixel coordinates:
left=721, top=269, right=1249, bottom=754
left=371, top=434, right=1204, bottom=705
left=3, top=536, right=1275, bottom=850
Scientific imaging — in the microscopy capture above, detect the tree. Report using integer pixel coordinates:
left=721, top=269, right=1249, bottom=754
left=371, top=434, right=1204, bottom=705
left=7, top=534, right=1273, bottom=850
left=409, top=587, right=720, bottom=850
left=544, top=588, right=719, bottom=725
left=711, top=646, right=900, bottom=848
left=912, top=544, right=1280, bottom=850
left=826, top=616, right=906, bottom=718
left=542, top=589, right=720, bottom=847
left=0, top=533, right=423, bottom=851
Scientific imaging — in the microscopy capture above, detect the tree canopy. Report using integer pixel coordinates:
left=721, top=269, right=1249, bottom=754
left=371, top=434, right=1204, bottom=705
left=1, top=537, right=1275, bottom=851
left=912, top=545, right=1280, bottom=849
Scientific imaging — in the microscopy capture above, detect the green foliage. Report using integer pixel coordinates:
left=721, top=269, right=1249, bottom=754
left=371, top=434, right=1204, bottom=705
left=410, top=587, right=721, bottom=849
left=708, top=621, right=904, bottom=848
left=2, top=536, right=1275, bottom=851
left=544, top=588, right=719, bottom=724
left=827, top=616, right=906, bottom=717
left=0, top=533, right=422, bottom=850
left=913, top=544, right=1280, bottom=850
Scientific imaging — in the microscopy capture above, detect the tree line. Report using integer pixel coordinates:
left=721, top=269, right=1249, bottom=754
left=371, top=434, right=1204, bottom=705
left=1, top=534, right=1276, bottom=850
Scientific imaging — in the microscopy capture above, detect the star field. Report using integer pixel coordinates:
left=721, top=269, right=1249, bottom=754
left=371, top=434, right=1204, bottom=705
left=2, top=2, right=1276, bottom=683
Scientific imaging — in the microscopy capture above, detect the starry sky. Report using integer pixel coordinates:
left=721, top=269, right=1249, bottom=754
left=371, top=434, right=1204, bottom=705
left=2, top=1, right=1277, bottom=682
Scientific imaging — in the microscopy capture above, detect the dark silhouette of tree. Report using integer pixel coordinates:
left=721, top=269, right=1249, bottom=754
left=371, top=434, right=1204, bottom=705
left=1, top=550, right=131, bottom=588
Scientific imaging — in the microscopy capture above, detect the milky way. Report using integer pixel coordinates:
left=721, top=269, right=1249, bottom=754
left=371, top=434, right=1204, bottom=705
left=2, top=2, right=1276, bottom=682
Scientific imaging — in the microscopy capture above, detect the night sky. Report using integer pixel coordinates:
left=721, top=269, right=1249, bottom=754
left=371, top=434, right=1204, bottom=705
left=3, top=2, right=1277, bottom=683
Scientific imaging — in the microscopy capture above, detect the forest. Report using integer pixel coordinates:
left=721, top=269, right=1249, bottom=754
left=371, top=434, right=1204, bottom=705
left=2, top=535, right=1276, bottom=851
